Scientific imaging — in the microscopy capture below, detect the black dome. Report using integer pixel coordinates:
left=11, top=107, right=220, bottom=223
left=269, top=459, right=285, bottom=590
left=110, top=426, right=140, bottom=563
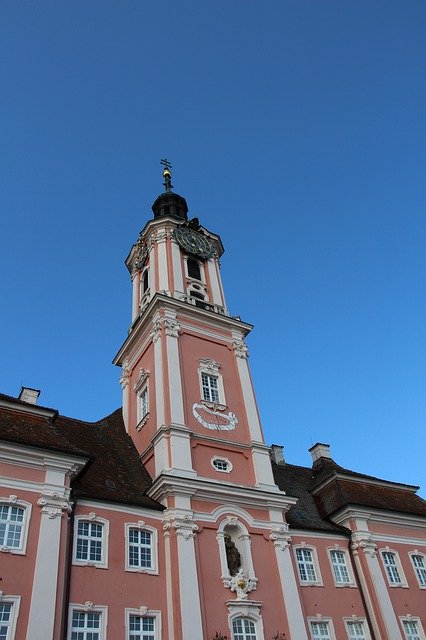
left=151, top=192, right=188, bottom=221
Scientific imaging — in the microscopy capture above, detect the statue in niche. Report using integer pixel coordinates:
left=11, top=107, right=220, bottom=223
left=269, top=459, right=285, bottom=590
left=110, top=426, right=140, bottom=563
left=224, top=534, right=241, bottom=576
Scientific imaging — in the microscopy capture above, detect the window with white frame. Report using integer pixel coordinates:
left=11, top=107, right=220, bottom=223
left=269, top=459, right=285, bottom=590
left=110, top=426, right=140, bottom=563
left=410, top=553, right=426, bottom=587
left=126, top=608, right=161, bottom=640
left=295, top=547, right=319, bottom=583
left=232, top=617, right=257, bottom=640
left=73, top=516, right=108, bottom=568
left=0, top=504, right=25, bottom=550
left=202, top=372, right=219, bottom=403
left=198, top=358, right=226, bottom=406
left=402, top=619, right=421, bottom=640
left=381, top=550, right=405, bottom=586
left=139, top=387, right=149, bottom=421
left=310, top=621, right=332, bottom=639
left=346, top=621, right=367, bottom=639
left=329, top=549, right=351, bottom=585
left=125, top=523, right=157, bottom=574
left=0, top=597, right=20, bottom=640
left=211, top=457, right=232, bottom=473
left=68, top=606, right=107, bottom=640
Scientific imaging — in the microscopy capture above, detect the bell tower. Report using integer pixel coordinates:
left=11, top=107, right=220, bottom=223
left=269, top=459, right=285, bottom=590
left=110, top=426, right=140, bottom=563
left=113, top=162, right=277, bottom=492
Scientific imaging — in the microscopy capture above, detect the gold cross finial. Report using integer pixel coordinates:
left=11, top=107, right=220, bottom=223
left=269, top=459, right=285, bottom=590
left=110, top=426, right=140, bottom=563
left=160, top=158, right=173, bottom=192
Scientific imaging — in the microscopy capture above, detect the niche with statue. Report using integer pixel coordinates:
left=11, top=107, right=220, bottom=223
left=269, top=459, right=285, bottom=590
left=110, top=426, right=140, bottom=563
left=216, top=517, right=258, bottom=599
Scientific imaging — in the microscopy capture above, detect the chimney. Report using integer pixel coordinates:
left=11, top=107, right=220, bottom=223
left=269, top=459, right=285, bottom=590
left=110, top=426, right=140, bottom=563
left=309, top=442, right=331, bottom=464
left=18, top=387, right=41, bottom=405
left=270, top=444, right=285, bottom=464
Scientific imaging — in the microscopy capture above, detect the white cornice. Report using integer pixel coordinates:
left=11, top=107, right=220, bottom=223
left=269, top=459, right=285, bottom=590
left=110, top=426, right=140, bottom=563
left=0, top=441, right=88, bottom=475
left=75, top=499, right=164, bottom=519
left=148, top=472, right=298, bottom=511
left=0, top=397, right=58, bottom=421
left=113, top=294, right=253, bottom=366
left=331, top=506, right=426, bottom=530
left=312, top=472, right=419, bottom=495
left=288, top=528, right=351, bottom=540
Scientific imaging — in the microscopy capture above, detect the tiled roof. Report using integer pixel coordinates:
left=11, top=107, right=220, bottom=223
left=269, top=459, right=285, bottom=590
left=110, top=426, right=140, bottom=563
left=0, top=395, right=163, bottom=511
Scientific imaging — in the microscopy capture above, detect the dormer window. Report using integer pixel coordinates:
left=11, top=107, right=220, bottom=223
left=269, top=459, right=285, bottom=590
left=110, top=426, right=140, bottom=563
left=187, top=258, right=201, bottom=280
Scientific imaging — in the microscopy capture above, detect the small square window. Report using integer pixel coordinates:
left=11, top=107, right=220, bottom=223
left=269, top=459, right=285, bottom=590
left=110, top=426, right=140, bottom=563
left=347, top=621, right=367, bottom=639
left=126, top=608, right=161, bottom=640
left=232, top=618, right=257, bottom=640
left=68, top=606, right=107, bottom=640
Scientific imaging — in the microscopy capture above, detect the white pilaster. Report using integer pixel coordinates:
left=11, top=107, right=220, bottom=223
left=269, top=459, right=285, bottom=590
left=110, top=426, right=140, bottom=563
left=148, top=237, right=157, bottom=297
left=119, top=363, right=131, bottom=432
left=163, top=311, right=185, bottom=425
left=163, top=527, right=175, bottom=640
left=232, top=334, right=263, bottom=442
left=131, top=271, right=139, bottom=322
left=157, top=231, right=169, bottom=293
left=352, top=533, right=403, bottom=640
left=268, top=515, right=309, bottom=640
left=207, top=259, right=224, bottom=306
left=26, top=471, right=72, bottom=640
left=152, top=317, right=165, bottom=429
left=171, top=238, right=184, bottom=296
left=164, top=512, right=203, bottom=640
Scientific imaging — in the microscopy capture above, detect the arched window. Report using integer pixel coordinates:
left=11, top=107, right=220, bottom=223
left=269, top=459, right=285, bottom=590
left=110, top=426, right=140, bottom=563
left=187, top=258, right=201, bottom=280
left=232, top=618, right=257, bottom=640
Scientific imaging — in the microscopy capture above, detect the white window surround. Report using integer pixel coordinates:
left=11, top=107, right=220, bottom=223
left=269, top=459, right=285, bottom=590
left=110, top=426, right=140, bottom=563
left=198, top=358, right=226, bottom=407
left=409, top=550, right=426, bottom=588
left=67, top=604, right=108, bottom=640
left=125, top=606, right=162, bottom=640
left=0, top=595, right=21, bottom=640
left=400, top=616, right=425, bottom=640
left=308, top=617, right=336, bottom=640
left=0, top=497, right=32, bottom=555
left=134, top=368, right=150, bottom=429
left=294, top=543, right=323, bottom=586
left=125, top=522, right=158, bottom=574
left=227, top=602, right=264, bottom=640
left=344, top=617, right=371, bottom=640
left=72, top=514, right=109, bottom=569
left=380, top=547, right=408, bottom=587
left=327, top=545, right=356, bottom=587
left=211, top=456, right=233, bottom=473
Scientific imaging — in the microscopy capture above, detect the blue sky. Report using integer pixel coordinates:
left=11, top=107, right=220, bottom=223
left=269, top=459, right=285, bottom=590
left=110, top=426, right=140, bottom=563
left=1, top=2, right=425, bottom=494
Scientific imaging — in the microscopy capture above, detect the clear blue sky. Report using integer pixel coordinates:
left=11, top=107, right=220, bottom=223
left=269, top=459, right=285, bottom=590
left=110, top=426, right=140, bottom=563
left=1, top=2, right=425, bottom=495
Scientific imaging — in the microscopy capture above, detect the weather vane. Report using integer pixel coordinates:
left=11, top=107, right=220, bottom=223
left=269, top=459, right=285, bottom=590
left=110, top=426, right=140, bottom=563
left=160, top=158, right=173, bottom=192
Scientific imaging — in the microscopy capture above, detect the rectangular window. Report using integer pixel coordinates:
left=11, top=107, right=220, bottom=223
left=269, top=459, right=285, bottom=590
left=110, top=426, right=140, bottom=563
left=310, top=621, right=331, bottom=639
left=347, top=621, right=366, bottom=639
left=140, top=388, right=149, bottom=420
left=128, top=529, right=152, bottom=569
left=128, top=615, right=155, bottom=640
left=296, top=548, right=317, bottom=582
left=70, top=611, right=101, bottom=640
left=411, top=554, right=426, bottom=586
left=382, top=551, right=401, bottom=584
left=402, top=620, right=420, bottom=640
left=201, top=373, right=219, bottom=403
left=0, top=505, right=24, bottom=549
left=232, top=618, right=257, bottom=640
left=0, top=603, right=13, bottom=640
left=330, top=550, right=350, bottom=584
left=76, top=521, right=103, bottom=563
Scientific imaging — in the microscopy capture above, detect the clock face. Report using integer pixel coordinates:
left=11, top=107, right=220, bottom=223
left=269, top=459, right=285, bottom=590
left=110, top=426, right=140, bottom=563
left=174, top=227, right=215, bottom=259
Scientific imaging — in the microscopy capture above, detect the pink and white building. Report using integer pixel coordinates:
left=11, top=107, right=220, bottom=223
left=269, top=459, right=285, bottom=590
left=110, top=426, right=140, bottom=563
left=1, top=169, right=425, bottom=640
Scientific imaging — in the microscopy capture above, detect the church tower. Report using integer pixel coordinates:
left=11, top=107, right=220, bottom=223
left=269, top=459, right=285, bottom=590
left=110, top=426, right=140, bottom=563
left=113, top=163, right=306, bottom=640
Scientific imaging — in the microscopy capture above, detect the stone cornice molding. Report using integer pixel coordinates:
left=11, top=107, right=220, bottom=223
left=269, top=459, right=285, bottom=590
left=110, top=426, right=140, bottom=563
left=163, top=510, right=199, bottom=540
left=332, top=505, right=426, bottom=530
left=0, top=442, right=88, bottom=476
left=149, top=473, right=297, bottom=511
